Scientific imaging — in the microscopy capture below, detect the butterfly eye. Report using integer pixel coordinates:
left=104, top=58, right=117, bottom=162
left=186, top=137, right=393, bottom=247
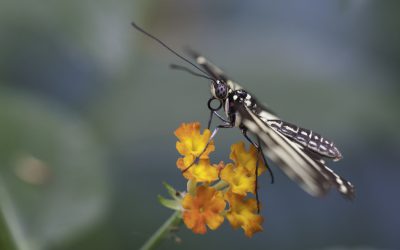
left=211, top=81, right=228, bottom=100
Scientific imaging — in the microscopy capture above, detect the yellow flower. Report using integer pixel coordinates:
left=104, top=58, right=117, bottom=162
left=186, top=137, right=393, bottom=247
left=175, top=122, right=215, bottom=160
left=220, top=142, right=266, bottom=195
left=220, top=163, right=255, bottom=195
left=175, top=122, right=218, bottom=182
left=170, top=123, right=266, bottom=238
left=230, top=141, right=266, bottom=175
left=225, top=191, right=264, bottom=238
left=177, top=158, right=219, bottom=182
left=182, top=186, right=226, bottom=234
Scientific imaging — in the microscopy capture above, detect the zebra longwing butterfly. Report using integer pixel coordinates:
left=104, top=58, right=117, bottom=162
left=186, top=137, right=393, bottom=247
left=131, top=22, right=355, bottom=201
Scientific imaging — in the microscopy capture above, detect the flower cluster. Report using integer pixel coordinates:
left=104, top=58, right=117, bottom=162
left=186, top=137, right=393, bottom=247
left=160, top=122, right=267, bottom=238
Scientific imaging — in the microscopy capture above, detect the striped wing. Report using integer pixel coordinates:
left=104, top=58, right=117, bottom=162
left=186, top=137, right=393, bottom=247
left=265, top=119, right=343, bottom=161
left=237, top=103, right=355, bottom=199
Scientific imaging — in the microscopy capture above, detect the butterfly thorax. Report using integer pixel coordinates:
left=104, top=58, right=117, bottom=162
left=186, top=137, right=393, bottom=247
left=224, top=89, right=258, bottom=127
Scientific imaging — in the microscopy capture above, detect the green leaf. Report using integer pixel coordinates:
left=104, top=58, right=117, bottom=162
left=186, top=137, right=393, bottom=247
left=162, top=182, right=180, bottom=200
left=187, top=179, right=197, bottom=196
left=157, top=195, right=181, bottom=211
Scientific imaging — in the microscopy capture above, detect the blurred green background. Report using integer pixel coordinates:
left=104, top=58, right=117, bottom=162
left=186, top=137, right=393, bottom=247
left=1, top=0, right=399, bottom=249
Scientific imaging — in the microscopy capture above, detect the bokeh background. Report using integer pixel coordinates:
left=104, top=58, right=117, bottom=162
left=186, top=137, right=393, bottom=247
left=1, top=1, right=399, bottom=249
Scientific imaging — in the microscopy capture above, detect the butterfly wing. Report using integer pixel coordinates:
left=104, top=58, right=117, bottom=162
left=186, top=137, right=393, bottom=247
left=236, top=102, right=355, bottom=199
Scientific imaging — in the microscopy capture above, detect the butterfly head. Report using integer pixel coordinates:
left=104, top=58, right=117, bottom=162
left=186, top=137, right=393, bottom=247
left=211, top=80, right=229, bottom=100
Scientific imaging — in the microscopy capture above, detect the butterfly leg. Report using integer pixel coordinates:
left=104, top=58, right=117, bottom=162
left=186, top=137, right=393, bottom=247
left=207, top=98, right=229, bottom=129
left=207, top=109, right=214, bottom=129
left=257, top=137, right=275, bottom=184
left=241, top=129, right=274, bottom=214
left=241, top=129, right=275, bottom=184
left=240, top=135, right=260, bottom=213
left=253, top=148, right=261, bottom=213
left=182, top=123, right=234, bottom=173
left=208, top=110, right=231, bottom=129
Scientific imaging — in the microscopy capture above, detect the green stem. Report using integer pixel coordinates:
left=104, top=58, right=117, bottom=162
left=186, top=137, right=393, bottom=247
left=139, top=211, right=182, bottom=250
left=0, top=180, right=21, bottom=250
left=0, top=206, right=16, bottom=250
left=212, top=180, right=229, bottom=191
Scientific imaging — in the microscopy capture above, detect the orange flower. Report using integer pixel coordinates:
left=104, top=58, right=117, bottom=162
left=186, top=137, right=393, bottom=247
left=175, top=122, right=214, bottom=160
left=225, top=191, right=264, bottom=238
left=182, top=186, right=226, bottom=234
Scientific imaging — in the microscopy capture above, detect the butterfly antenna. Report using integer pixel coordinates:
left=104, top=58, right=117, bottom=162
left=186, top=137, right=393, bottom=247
left=170, top=64, right=214, bottom=81
left=131, top=21, right=214, bottom=80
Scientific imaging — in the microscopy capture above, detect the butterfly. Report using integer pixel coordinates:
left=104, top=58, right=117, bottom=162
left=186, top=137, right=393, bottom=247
left=131, top=22, right=355, bottom=201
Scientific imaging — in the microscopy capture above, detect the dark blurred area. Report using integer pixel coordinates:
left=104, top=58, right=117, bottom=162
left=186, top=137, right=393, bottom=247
left=0, top=1, right=399, bottom=249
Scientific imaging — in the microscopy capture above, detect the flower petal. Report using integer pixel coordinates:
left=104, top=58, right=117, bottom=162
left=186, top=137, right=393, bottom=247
left=220, top=163, right=255, bottom=195
left=182, top=186, right=226, bottom=234
left=190, top=159, right=219, bottom=183
left=174, top=122, right=215, bottom=159
left=177, top=158, right=219, bottom=182
left=225, top=191, right=264, bottom=238
left=230, top=142, right=266, bottom=176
